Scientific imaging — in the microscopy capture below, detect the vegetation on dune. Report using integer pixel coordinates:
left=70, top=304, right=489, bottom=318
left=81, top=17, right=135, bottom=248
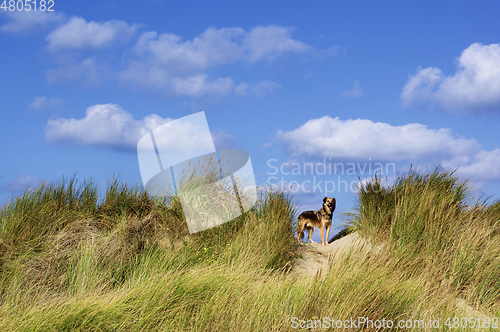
left=0, top=166, right=498, bottom=331
left=351, top=167, right=500, bottom=310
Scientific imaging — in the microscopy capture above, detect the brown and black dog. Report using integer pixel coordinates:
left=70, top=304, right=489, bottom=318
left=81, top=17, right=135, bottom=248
left=296, top=197, right=336, bottom=246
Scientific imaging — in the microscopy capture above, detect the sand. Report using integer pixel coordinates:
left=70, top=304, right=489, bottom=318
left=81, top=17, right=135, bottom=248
left=291, top=232, right=373, bottom=278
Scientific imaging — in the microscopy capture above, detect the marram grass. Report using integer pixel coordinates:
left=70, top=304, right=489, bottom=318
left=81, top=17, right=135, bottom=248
left=0, top=166, right=499, bottom=331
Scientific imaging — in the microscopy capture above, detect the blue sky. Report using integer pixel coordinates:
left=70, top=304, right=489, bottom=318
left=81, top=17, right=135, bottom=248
left=1, top=0, right=500, bottom=238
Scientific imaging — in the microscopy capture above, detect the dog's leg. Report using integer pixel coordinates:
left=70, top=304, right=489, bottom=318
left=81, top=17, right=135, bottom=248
left=324, top=224, right=331, bottom=246
left=307, top=227, right=317, bottom=243
left=320, top=226, right=326, bottom=246
left=296, top=223, right=304, bottom=242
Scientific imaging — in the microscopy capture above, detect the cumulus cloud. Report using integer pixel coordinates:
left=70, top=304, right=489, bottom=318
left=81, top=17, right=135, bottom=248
left=41, top=23, right=306, bottom=98
left=46, top=17, right=139, bottom=50
left=30, top=96, right=63, bottom=112
left=129, top=27, right=244, bottom=74
left=341, top=81, right=364, bottom=98
left=44, top=104, right=234, bottom=152
left=401, top=43, right=500, bottom=112
left=119, top=25, right=308, bottom=96
left=0, top=10, right=64, bottom=34
left=243, top=25, right=311, bottom=62
left=275, top=116, right=500, bottom=182
left=45, top=104, right=172, bottom=150
left=275, top=116, right=479, bottom=162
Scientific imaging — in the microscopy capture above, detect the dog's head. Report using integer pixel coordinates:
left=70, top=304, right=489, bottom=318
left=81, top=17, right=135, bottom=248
left=322, top=197, right=336, bottom=213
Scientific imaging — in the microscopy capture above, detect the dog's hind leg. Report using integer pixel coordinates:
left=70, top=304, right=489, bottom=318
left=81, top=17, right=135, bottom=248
left=296, top=221, right=305, bottom=242
left=307, top=226, right=317, bottom=243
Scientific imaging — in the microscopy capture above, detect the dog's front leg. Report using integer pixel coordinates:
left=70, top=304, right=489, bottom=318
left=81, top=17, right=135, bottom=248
left=320, top=227, right=326, bottom=246
left=324, top=224, right=331, bottom=246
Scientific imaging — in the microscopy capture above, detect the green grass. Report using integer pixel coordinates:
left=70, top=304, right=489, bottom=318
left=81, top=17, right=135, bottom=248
left=0, top=166, right=499, bottom=331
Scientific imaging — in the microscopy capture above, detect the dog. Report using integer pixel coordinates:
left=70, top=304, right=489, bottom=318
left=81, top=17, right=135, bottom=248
left=296, top=197, right=336, bottom=246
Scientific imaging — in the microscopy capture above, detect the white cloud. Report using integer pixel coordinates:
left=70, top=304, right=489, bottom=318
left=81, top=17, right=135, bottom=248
left=40, top=21, right=316, bottom=99
left=44, top=104, right=235, bottom=151
left=401, top=43, right=500, bottom=112
left=275, top=116, right=500, bottom=183
left=126, top=25, right=309, bottom=74
left=129, top=27, right=244, bottom=74
left=453, top=149, right=500, bottom=181
left=275, top=116, right=479, bottom=162
left=150, top=119, right=215, bottom=154
left=119, top=25, right=309, bottom=96
left=46, top=17, right=139, bottom=50
left=30, top=96, right=63, bottom=112
left=341, top=81, right=364, bottom=98
left=45, top=104, right=172, bottom=150
left=0, top=10, right=64, bottom=34
left=243, top=25, right=311, bottom=62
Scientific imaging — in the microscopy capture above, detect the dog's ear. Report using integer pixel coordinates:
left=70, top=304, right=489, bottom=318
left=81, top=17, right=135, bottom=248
left=323, top=197, right=327, bottom=203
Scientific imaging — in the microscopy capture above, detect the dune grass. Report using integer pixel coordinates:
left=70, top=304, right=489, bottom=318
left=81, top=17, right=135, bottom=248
left=0, top=166, right=499, bottom=331
left=351, top=167, right=500, bottom=314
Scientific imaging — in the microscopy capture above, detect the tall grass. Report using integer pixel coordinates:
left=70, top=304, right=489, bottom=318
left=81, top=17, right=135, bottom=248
left=351, top=166, right=500, bottom=311
left=0, top=166, right=498, bottom=331
left=0, top=170, right=301, bottom=330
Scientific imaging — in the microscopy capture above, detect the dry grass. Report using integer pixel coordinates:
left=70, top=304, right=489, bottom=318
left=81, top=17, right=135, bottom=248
left=350, top=166, right=500, bottom=314
left=0, top=166, right=498, bottom=331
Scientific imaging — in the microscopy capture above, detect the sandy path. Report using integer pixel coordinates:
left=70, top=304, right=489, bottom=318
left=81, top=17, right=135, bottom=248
left=291, top=232, right=372, bottom=277
left=291, top=231, right=488, bottom=319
